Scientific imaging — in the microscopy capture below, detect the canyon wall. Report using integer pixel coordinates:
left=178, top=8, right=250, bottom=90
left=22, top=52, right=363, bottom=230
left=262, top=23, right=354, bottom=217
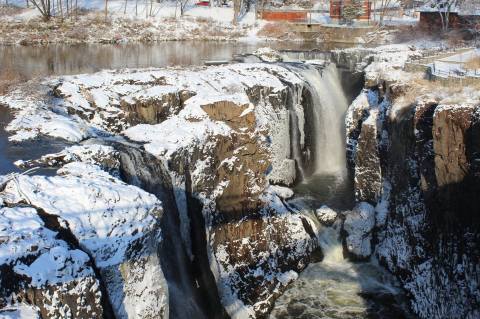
left=0, top=63, right=329, bottom=318
left=345, top=46, right=480, bottom=318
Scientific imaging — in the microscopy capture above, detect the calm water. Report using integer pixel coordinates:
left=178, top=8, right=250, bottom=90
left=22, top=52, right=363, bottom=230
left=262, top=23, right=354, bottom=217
left=293, top=172, right=354, bottom=210
left=0, top=41, right=352, bottom=80
left=0, top=106, right=70, bottom=175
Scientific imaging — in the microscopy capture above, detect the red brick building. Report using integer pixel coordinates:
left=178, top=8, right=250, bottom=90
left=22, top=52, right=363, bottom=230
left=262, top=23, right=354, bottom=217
left=330, top=0, right=372, bottom=20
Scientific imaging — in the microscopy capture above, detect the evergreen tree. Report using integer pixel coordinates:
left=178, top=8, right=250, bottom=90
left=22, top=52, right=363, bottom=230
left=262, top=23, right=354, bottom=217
left=342, top=0, right=364, bottom=24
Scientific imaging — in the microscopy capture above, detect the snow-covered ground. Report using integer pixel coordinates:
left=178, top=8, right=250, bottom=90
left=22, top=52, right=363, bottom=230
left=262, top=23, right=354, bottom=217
left=431, top=48, right=480, bottom=78
left=0, top=0, right=266, bottom=44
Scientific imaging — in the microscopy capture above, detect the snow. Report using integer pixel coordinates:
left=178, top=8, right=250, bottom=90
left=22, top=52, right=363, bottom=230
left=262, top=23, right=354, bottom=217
left=1, top=63, right=303, bottom=144
left=253, top=47, right=283, bottom=62
left=0, top=304, right=41, bottom=319
left=344, top=202, right=376, bottom=259
left=0, top=95, right=91, bottom=142
left=14, top=246, right=92, bottom=287
left=268, top=185, right=294, bottom=200
left=1, top=162, right=163, bottom=268
left=315, top=205, right=338, bottom=226
left=14, top=144, right=119, bottom=172
left=0, top=205, right=95, bottom=287
left=124, top=114, right=232, bottom=159
left=431, top=49, right=480, bottom=78
left=6, top=0, right=257, bottom=24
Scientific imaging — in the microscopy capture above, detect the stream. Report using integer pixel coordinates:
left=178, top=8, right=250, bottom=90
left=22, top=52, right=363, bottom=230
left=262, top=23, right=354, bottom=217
left=270, top=62, right=412, bottom=319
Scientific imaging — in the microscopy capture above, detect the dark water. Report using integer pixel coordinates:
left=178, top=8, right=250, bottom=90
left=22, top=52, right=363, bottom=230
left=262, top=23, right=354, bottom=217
left=0, top=105, right=70, bottom=175
left=0, top=41, right=352, bottom=80
left=293, top=172, right=354, bottom=211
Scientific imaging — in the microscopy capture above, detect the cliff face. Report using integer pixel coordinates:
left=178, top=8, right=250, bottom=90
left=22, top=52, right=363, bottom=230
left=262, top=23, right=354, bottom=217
left=0, top=63, right=323, bottom=318
left=345, top=47, right=480, bottom=318
left=0, top=147, right=168, bottom=319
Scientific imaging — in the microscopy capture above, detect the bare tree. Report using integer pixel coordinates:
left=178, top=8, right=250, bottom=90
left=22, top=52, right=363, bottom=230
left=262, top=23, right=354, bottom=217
left=104, top=0, right=108, bottom=21
left=30, top=0, right=53, bottom=20
left=428, top=0, right=463, bottom=31
left=378, top=0, right=400, bottom=25
left=233, top=0, right=241, bottom=24
left=176, top=0, right=189, bottom=16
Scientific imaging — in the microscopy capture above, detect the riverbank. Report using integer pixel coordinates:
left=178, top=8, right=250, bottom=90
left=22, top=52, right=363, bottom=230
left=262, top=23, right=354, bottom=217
left=0, top=2, right=309, bottom=45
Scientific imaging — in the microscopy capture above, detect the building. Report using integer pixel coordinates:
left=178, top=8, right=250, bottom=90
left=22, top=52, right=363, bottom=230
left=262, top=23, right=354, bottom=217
left=417, top=1, right=480, bottom=29
left=330, top=0, right=372, bottom=21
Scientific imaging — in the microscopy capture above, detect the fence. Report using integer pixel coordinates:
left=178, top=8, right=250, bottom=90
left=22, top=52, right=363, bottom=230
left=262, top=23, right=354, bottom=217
left=258, top=9, right=326, bottom=24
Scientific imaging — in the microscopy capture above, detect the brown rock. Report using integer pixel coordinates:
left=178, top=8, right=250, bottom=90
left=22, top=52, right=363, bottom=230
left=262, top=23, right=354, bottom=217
left=433, top=105, right=474, bottom=187
left=354, top=110, right=382, bottom=203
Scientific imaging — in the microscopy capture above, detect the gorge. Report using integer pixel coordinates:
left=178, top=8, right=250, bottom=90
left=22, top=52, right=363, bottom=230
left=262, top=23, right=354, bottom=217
left=0, top=43, right=479, bottom=319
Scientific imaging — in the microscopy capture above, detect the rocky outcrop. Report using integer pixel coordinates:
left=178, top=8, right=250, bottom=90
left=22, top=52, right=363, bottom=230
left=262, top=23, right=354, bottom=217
left=0, top=63, right=324, bottom=318
left=315, top=205, right=337, bottom=226
left=432, top=105, right=474, bottom=187
left=0, top=159, right=168, bottom=319
left=346, top=63, right=480, bottom=318
left=0, top=205, right=105, bottom=318
left=354, top=109, right=382, bottom=203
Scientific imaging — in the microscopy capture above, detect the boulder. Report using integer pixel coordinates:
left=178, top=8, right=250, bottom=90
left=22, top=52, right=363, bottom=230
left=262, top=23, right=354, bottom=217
left=343, top=202, right=375, bottom=259
left=315, top=205, right=337, bottom=226
left=1, top=163, right=168, bottom=319
left=0, top=205, right=105, bottom=318
left=433, top=104, right=475, bottom=187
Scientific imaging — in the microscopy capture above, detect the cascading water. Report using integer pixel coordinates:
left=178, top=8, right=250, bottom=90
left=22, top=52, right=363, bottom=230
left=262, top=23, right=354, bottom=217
left=301, top=62, right=350, bottom=175
left=270, top=218, right=412, bottom=318
left=270, top=61, right=412, bottom=318
left=284, top=62, right=354, bottom=209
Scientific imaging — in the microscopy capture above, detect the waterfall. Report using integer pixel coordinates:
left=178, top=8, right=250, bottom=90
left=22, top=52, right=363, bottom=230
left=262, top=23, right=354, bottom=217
left=270, top=216, right=413, bottom=319
left=299, top=63, right=350, bottom=176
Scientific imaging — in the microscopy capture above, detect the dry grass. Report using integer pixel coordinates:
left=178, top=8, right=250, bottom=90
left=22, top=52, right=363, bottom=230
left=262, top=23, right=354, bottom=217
left=257, top=22, right=291, bottom=39
left=195, top=16, right=211, bottom=24
left=465, top=56, right=480, bottom=70
left=398, top=76, right=480, bottom=106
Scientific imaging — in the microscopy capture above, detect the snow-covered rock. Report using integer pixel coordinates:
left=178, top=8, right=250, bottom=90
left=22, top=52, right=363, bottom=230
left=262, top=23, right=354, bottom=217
left=315, top=205, right=337, bottom=226
left=14, top=144, right=120, bottom=174
left=343, top=202, right=375, bottom=259
left=0, top=163, right=168, bottom=319
left=0, top=304, right=41, bottom=318
left=0, top=205, right=104, bottom=318
left=0, top=63, right=306, bottom=188
left=346, top=48, right=480, bottom=318
left=252, top=47, right=283, bottom=63
left=0, top=62, right=330, bottom=318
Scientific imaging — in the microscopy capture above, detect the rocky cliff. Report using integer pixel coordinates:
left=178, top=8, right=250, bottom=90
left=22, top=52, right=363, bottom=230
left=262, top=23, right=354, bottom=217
left=345, top=45, right=480, bottom=319
left=0, top=63, right=326, bottom=318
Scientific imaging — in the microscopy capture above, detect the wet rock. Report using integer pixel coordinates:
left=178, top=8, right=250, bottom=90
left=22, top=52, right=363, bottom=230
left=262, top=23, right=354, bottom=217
left=343, top=202, right=375, bottom=260
left=354, top=110, right=382, bottom=203
left=315, top=205, right=337, bottom=226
